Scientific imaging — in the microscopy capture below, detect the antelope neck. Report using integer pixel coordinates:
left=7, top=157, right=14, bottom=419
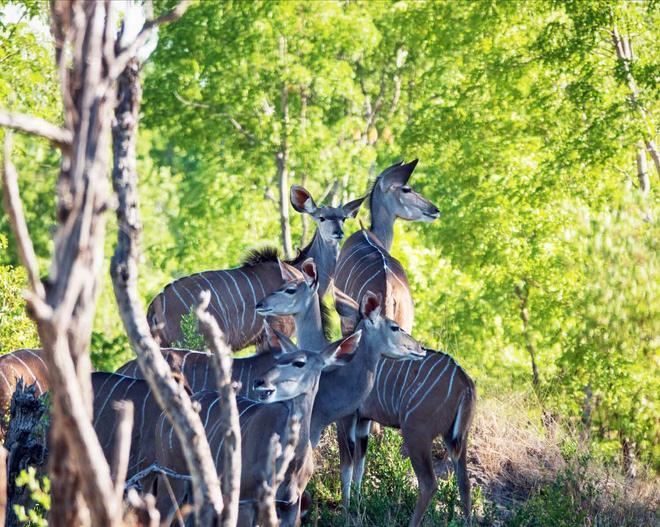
left=294, top=297, right=326, bottom=352
left=369, top=190, right=396, bottom=252
left=310, top=323, right=381, bottom=446
left=296, top=231, right=339, bottom=297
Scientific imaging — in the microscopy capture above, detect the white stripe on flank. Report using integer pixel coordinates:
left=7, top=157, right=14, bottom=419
left=344, top=251, right=375, bottom=291
left=348, top=258, right=382, bottom=294
left=378, top=361, right=395, bottom=415
left=389, top=360, right=405, bottom=417
left=374, top=361, right=387, bottom=412
left=335, top=243, right=366, bottom=277
left=361, top=231, right=409, bottom=292
left=404, top=357, right=453, bottom=422
left=397, top=360, right=414, bottom=416
left=202, top=361, right=210, bottom=390
left=237, top=269, right=258, bottom=329
left=94, top=375, right=126, bottom=428
left=215, top=271, right=239, bottom=336
left=139, top=391, right=151, bottom=452
left=443, top=363, right=458, bottom=403
left=24, top=349, right=46, bottom=369
left=169, top=282, right=189, bottom=311
left=10, top=354, right=41, bottom=393
left=198, top=273, right=231, bottom=329
left=356, top=271, right=381, bottom=303
left=224, top=271, right=247, bottom=338
left=0, top=370, right=12, bottom=391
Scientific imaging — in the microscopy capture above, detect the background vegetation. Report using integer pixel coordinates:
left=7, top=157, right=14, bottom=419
left=1, top=0, right=657, bottom=524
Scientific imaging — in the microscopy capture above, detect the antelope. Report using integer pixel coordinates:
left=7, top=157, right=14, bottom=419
left=151, top=329, right=363, bottom=527
left=255, top=260, right=425, bottom=448
left=116, top=259, right=335, bottom=399
left=146, top=185, right=364, bottom=348
left=0, top=349, right=51, bottom=437
left=334, top=159, right=438, bottom=334
left=335, top=291, right=476, bottom=526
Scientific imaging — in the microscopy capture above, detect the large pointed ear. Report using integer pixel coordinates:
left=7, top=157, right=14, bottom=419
left=342, top=196, right=366, bottom=218
left=360, top=290, right=382, bottom=322
left=334, top=288, right=359, bottom=321
left=321, top=330, right=362, bottom=367
left=378, top=159, right=418, bottom=189
left=278, top=259, right=303, bottom=283
left=263, top=322, right=298, bottom=355
left=290, top=185, right=318, bottom=214
left=300, top=258, right=318, bottom=289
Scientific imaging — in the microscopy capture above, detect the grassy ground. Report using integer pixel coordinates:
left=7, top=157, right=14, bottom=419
left=303, top=393, right=659, bottom=527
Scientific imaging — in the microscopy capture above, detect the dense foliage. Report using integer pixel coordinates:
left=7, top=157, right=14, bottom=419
left=1, top=0, right=657, bottom=500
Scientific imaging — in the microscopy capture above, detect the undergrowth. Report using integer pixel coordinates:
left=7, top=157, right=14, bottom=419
left=304, top=395, right=659, bottom=527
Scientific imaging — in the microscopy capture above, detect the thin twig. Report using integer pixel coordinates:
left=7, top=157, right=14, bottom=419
left=1, top=134, right=46, bottom=299
left=110, top=0, right=191, bottom=79
left=196, top=291, right=242, bottom=527
left=110, top=400, right=134, bottom=502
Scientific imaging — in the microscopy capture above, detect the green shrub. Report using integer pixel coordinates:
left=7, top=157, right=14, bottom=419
left=0, top=244, right=39, bottom=354
left=173, top=307, right=204, bottom=351
left=90, top=331, right=132, bottom=372
left=13, top=467, right=50, bottom=527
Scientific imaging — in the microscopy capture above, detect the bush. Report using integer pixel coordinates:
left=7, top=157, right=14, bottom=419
left=0, top=240, right=39, bottom=354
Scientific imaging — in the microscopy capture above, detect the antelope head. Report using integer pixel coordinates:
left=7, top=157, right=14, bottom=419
left=253, top=330, right=363, bottom=403
left=290, top=185, right=365, bottom=243
left=334, top=288, right=425, bottom=360
left=375, top=159, right=439, bottom=222
left=255, top=258, right=317, bottom=316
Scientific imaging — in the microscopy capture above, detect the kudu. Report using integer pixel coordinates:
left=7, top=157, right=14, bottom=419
left=335, top=292, right=476, bottom=526
left=255, top=259, right=425, bottom=450
left=152, top=329, right=363, bottom=527
left=334, top=159, right=438, bottom=333
left=91, top=371, right=191, bottom=479
left=146, top=185, right=364, bottom=348
left=116, top=259, right=334, bottom=399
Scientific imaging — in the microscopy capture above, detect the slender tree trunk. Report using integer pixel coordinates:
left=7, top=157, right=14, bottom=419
left=514, top=282, right=540, bottom=391
left=277, top=35, right=293, bottom=259
left=611, top=26, right=660, bottom=178
left=111, top=55, right=223, bottom=525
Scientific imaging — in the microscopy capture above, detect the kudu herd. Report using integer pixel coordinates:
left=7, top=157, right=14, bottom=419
left=1, top=160, right=476, bottom=526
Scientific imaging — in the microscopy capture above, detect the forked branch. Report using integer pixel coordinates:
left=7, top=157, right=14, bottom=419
left=196, top=292, right=242, bottom=527
left=1, top=134, right=46, bottom=299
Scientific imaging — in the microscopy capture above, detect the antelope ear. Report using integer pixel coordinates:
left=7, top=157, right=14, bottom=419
left=264, top=324, right=298, bottom=355
left=360, top=291, right=382, bottom=322
left=322, top=330, right=362, bottom=367
left=334, top=287, right=359, bottom=322
left=278, top=259, right=303, bottom=283
left=378, top=159, right=418, bottom=189
left=342, top=196, right=366, bottom=218
left=301, top=258, right=318, bottom=289
left=290, top=185, right=318, bottom=214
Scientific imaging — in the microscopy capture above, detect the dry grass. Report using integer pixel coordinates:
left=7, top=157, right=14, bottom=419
left=306, top=392, right=659, bottom=526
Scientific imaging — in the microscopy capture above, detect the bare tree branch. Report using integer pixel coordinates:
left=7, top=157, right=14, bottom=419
left=110, top=400, right=134, bottom=502
left=0, top=111, right=72, bottom=148
left=257, top=416, right=301, bottom=527
left=111, top=53, right=223, bottom=525
left=2, top=133, right=46, bottom=299
left=196, top=292, right=242, bottom=527
left=110, top=0, right=191, bottom=79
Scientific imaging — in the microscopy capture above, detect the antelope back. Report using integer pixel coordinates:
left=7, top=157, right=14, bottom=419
left=91, top=372, right=168, bottom=476
left=334, top=230, right=414, bottom=332
left=0, top=349, right=50, bottom=419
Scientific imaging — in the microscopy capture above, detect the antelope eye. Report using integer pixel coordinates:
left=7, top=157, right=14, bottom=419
left=285, top=288, right=296, bottom=294
left=401, top=186, right=412, bottom=193
left=293, top=360, right=306, bottom=368
left=318, top=216, right=326, bottom=222
left=390, top=325, right=400, bottom=332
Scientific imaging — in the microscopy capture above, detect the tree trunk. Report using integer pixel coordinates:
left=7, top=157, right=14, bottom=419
left=277, top=35, right=293, bottom=259
left=611, top=27, right=660, bottom=178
